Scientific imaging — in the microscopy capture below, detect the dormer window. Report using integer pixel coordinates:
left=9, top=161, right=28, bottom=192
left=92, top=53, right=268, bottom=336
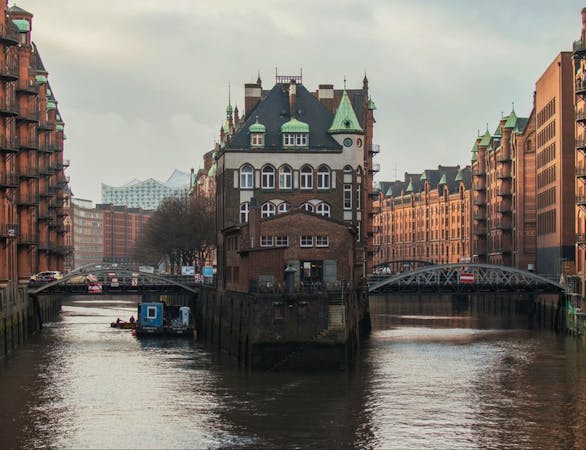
left=248, top=117, right=266, bottom=148
left=281, top=118, right=309, bottom=148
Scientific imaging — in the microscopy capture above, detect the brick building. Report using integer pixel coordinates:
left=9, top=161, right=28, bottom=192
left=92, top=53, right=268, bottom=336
left=534, top=52, right=576, bottom=276
left=373, top=166, right=472, bottom=269
left=71, top=198, right=103, bottom=268
left=215, top=73, right=377, bottom=292
left=575, top=9, right=586, bottom=295
left=471, top=106, right=537, bottom=270
left=97, top=204, right=151, bottom=264
left=0, top=3, right=69, bottom=354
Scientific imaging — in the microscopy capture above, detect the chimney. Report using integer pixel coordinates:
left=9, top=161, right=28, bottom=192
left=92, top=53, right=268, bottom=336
left=289, top=79, right=297, bottom=117
left=244, top=82, right=262, bottom=119
left=318, top=84, right=334, bottom=113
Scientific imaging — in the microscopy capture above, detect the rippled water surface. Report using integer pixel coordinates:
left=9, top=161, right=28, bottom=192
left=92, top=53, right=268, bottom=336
left=1, top=295, right=586, bottom=449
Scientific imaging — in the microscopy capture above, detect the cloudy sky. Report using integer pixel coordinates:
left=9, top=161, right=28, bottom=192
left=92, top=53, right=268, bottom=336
left=14, top=0, right=586, bottom=202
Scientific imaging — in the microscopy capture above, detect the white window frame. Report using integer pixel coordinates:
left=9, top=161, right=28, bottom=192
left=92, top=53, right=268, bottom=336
left=240, top=165, right=253, bottom=189
left=315, top=236, right=329, bottom=247
left=344, top=183, right=352, bottom=209
left=277, top=202, right=289, bottom=214
left=300, top=166, right=313, bottom=190
left=251, top=133, right=264, bottom=147
left=279, top=165, right=292, bottom=189
left=260, top=236, right=273, bottom=247
left=301, top=203, right=315, bottom=213
left=275, top=235, right=289, bottom=247
left=240, top=202, right=250, bottom=223
left=316, top=203, right=331, bottom=218
left=261, top=202, right=276, bottom=218
left=261, top=165, right=275, bottom=189
left=300, top=235, right=313, bottom=247
left=317, top=166, right=330, bottom=189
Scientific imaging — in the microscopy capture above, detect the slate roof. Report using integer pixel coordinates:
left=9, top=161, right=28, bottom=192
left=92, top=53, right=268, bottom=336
left=9, top=5, right=33, bottom=16
left=227, top=83, right=342, bottom=151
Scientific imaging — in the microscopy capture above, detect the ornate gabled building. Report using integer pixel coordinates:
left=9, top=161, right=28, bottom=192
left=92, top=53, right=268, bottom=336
left=215, top=73, right=377, bottom=293
left=373, top=166, right=472, bottom=269
left=471, top=106, right=537, bottom=270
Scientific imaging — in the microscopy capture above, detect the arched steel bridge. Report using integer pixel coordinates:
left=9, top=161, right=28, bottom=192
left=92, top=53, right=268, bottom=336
left=373, top=259, right=435, bottom=271
left=368, top=263, right=565, bottom=294
left=29, top=263, right=200, bottom=296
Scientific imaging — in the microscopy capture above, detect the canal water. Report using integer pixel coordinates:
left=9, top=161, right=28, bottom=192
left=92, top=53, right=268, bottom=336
left=1, top=295, right=586, bottom=449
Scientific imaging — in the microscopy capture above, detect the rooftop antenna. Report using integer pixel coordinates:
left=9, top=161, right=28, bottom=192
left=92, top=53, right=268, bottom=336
left=343, top=75, right=347, bottom=89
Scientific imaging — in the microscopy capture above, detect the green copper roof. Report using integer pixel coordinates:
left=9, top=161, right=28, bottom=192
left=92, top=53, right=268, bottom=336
left=493, top=124, right=502, bottom=136
left=455, top=169, right=464, bottom=182
left=479, top=130, right=491, bottom=147
left=56, top=124, right=64, bottom=132
left=47, top=101, right=56, bottom=111
left=471, top=141, right=478, bottom=153
left=420, top=172, right=427, bottom=181
left=472, top=152, right=478, bottom=163
left=35, top=75, right=47, bottom=84
left=438, top=173, right=447, bottom=185
left=406, top=179, right=414, bottom=193
left=367, top=98, right=377, bottom=110
left=281, top=117, right=309, bottom=133
left=386, top=186, right=393, bottom=196
left=12, top=19, right=30, bottom=32
left=504, top=109, right=517, bottom=129
left=329, top=90, right=363, bottom=134
left=248, top=118, right=265, bottom=133
left=226, top=102, right=233, bottom=116
left=208, top=162, right=217, bottom=177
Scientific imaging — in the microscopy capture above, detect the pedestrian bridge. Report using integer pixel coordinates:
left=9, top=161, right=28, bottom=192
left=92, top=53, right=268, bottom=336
left=368, top=263, right=565, bottom=294
left=29, top=264, right=201, bottom=296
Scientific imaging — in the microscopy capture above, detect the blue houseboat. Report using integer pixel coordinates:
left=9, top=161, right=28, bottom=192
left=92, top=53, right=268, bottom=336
left=135, top=302, right=194, bottom=337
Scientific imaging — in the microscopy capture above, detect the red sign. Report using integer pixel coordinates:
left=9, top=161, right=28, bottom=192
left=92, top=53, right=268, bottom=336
left=88, top=283, right=102, bottom=293
left=460, top=273, right=475, bottom=283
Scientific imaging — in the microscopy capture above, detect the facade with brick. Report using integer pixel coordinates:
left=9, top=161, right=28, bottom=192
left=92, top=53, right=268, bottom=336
left=575, top=9, right=586, bottom=295
left=373, top=166, right=473, bottom=269
left=215, top=73, right=377, bottom=293
left=71, top=198, right=103, bottom=268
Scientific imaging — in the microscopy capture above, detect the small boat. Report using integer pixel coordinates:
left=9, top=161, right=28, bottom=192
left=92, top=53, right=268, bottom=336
left=134, top=302, right=194, bottom=337
left=110, top=321, right=136, bottom=330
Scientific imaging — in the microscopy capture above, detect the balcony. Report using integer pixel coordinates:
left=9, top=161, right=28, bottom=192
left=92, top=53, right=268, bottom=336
left=577, top=165, right=586, bottom=179
left=17, top=193, right=40, bottom=206
left=0, top=23, right=19, bottom=46
left=369, top=163, right=380, bottom=174
left=38, top=121, right=54, bottom=132
left=369, top=144, right=380, bottom=155
left=577, top=140, right=586, bottom=153
left=0, top=136, right=17, bottom=153
left=473, top=214, right=486, bottom=222
left=496, top=153, right=512, bottom=163
left=496, top=169, right=512, bottom=179
left=497, top=203, right=512, bottom=213
left=473, top=198, right=486, bottom=206
left=0, top=172, right=18, bottom=188
left=577, top=196, right=586, bottom=207
left=48, top=142, right=62, bottom=152
left=16, top=80, right=39, bottom=96
left=17, top=136, right=39, bottom=150
left=40, top=187, right=56, bottom=197
left=577, top=80, right=586, bottom=96
left=17, top=233, right=39, bottom=246
left=472, top=167, right=486, bottom=176
left=0, top=60, right=18, bottom=81
left=63, top=159, right=70, bottom=168
left=19, top=168, right=40, bottom=179
left=0, top=97, right=18, bottom=116
left=493, top=219, right=513, bottom=230
left=0, top=223, right=18, bottom=239
left=493, top=246, right=512, bottom=254
left=497, top=185, right=512, bottom=196
left=576, top=233, right=586, bottom=246
left=473, top=182, right=486, bottom=191
left=577, top=110, right=586, bottom=124
left=473, top=225, right=487, bottom=235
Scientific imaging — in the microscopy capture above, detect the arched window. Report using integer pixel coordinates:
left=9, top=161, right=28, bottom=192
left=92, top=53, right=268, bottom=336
left=301, top=203, right=315, bottom=213
left=316, top=202, right=331, bottom=217
left=240, top=165, right=253, bottom=189
left=277, top=202, right=289, bottom=214
left=317, top=165, right=330, bottom=189
left=279, top=165, right=292, bottom=189
left=240, top=202, right=250, bottom=223
left=261, top=202, right=276, bottom=218
left=261, top=165, right=275, bottom=189
left=300, top=165, right=313, bottom=190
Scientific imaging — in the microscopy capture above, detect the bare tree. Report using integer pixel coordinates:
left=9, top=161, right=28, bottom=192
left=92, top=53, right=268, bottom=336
left=133, top=195, right=216, bottom=273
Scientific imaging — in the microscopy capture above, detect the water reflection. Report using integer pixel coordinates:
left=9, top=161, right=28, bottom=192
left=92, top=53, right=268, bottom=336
left=0, top=294, right=585, bottom=449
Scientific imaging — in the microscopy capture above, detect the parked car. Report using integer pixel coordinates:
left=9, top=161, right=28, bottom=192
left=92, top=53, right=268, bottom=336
left=30, top=271, right=64, bottom=284
left=65, top=273, right=97, bottom=284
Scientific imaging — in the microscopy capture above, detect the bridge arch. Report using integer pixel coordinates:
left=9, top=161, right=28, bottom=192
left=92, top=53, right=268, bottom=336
left=369, top=263, right=564, bottom=294
left=29, top=265, right=200, bottom=296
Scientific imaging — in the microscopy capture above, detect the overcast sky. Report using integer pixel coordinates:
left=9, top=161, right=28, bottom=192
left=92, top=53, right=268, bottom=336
left=14, top=0, right=586, bottom=202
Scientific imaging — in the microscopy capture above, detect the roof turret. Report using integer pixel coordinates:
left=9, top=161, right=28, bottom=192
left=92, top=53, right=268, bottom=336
left=281, top=117, right=309, bottom=133
left=248, top=117, right=266, bottom=133
left=406, top=178, right=414, bottom=193
left=329, top=90, right=363, bottom=134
